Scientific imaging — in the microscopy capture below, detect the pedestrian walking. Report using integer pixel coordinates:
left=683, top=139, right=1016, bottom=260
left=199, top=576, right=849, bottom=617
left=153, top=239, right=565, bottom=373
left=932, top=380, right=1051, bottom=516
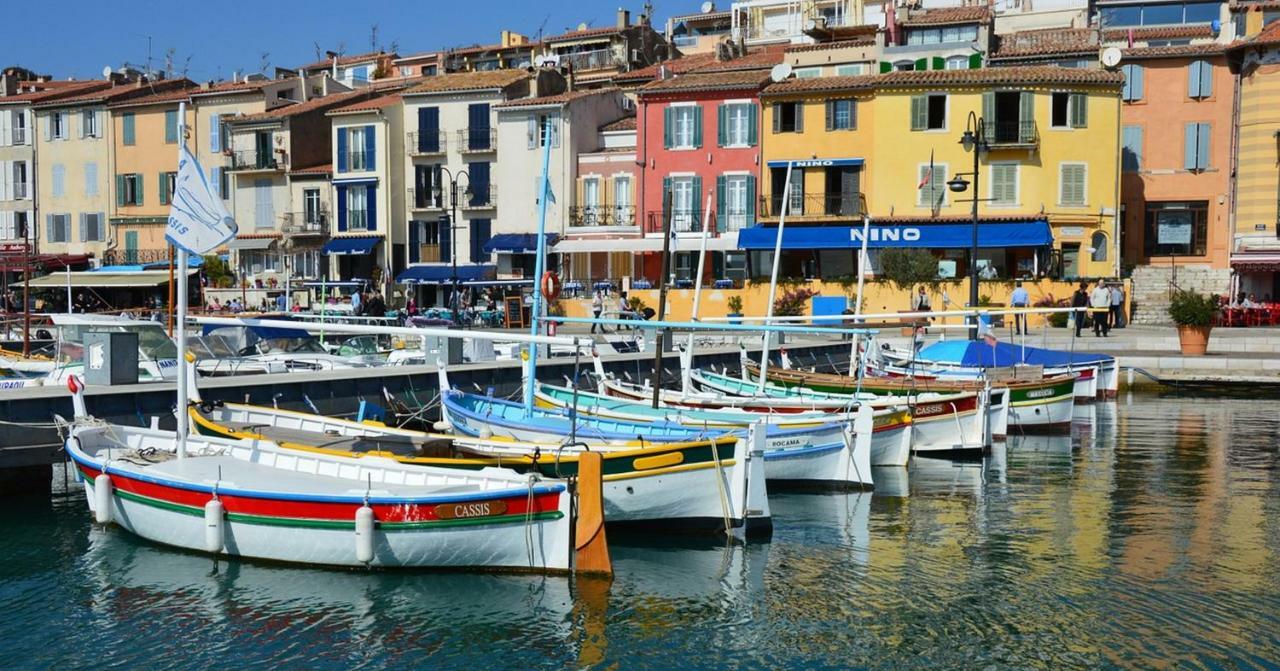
left=1071, top=282, right=1089, bottom=338
left=1090, top=280, right=1112, bottom=337
left=1010, top=281, right=1030, bottom=335
left=1109, top=283, right=1125, bottom=329
left=590, top=290, right=604, bottom=334
left=911, top=286, right=932, bottom=313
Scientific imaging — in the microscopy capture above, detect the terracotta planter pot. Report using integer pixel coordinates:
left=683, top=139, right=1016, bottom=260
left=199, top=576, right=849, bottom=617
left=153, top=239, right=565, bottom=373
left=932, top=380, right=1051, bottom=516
left=1176, top=324, right=1212, bottom=356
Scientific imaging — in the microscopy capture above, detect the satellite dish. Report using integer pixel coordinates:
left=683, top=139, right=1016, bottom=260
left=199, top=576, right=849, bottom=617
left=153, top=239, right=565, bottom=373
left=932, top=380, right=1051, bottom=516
left=770, top=63, right=793, bottom=82
left=701, top=1, right=715, bottom=13
left=577, top=22, right=589, bottom=31
left=1101, top=46, right=1122, bottom=69
left=101, top=65, right=113, bottom=79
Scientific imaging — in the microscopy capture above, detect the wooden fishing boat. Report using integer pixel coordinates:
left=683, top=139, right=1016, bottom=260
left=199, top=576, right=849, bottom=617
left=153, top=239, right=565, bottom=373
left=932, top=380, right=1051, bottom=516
left=63, top=381, right=603, bottom=573
left=876, top=339, right=1117, bottom=400
left=186, top=399, right=772, bottom=536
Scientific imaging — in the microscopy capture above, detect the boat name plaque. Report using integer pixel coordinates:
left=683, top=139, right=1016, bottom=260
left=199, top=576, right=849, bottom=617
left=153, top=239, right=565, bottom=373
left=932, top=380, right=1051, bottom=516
left=435, top=500, right=508, bottom=520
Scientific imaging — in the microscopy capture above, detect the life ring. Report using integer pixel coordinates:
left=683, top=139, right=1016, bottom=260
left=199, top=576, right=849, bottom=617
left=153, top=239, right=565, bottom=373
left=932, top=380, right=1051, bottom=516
left=541, top=271, right=561, bottom=302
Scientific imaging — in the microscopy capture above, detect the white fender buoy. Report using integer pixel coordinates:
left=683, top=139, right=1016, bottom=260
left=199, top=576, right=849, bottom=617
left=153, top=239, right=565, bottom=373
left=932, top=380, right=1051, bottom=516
left=355, top=505, right=375, bottom=563
left=93, top=473, right=112, bottom=524
left=204, top=499, right=225, bottom=553
left=478, top=424, right=493, bottom=440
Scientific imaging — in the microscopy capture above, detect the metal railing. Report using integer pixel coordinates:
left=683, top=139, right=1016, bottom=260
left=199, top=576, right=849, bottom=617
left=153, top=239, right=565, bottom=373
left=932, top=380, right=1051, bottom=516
left=342, top=150, right=371, bottom=172
left=104, top=248, right=170, bottom=265
left=407, top=188, right=444, bottom=210
left=463, top=184, right=496, bottom=209
left=558, top=49, right=618, bottom=71
left=985, top=120, right=1039, bottom=147
left=570, top=205, right=637, bottom=228
left=407, top=130, right=447, bottom=155
left=11, top=183, right=28, bottom=199
left=647, top=209, right=706, bottom=234
left=10, top=128, right=27, bottom=145
left=230, top=149, right=281, bottom=171
left=457, top=128, right=496, bottom=153
left=758, top=192, right=866, bottom=218
left=282, top=212, right=327, bottom=234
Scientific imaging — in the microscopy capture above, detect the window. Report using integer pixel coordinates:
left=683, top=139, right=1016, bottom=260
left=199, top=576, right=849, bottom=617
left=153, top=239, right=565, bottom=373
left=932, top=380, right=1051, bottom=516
left=347, top=127, right=368, bottom=170
left=794, top=67, right=822, bottom=78
left=48, top=111, right=67, bottom=140
left=122, top=112, right=135, bottom=146
left=82, top=212, right=104, bottom=242
left=215, top=167, right=229, bottom=200
left=303, top=188, right=322, bottom=227
left=1184, top=123, right=1210, bottom=171
left=1145, top=201, right=1208, bottom=256
left=772, top=101, right=803, bottom=133
left=826, top=99, right=856, bottom=131
left=894, top=60, right=916, bottom=71
left=10, top=160, right=29, bottom=199
left=667, top=175, right=697, bottom=229
left=724, top=251, right=747, bottom=281
left=469, top=219, right=491, bottom=263
left=835, top=64, right=866, bottom=76
left=945, top=55, right=970, bottom=70
left=528, top=113, right=561, bottom=148
left=0, top=211, right=31, bottom=239
left=990, top=163, right=1018, bottom=206
left=347, top=185, right=369, bottom=230
left=666, top=105, right=701, bottom=148
left=907, top=24, right=978, bottom=44
left=158, top=171, right=178, bottom=206
left=1090, top=231, right=1108, bottom=263
left=1059, top=163, right=1087, bottom=206
left=81, top=109, right=99, bottom=138
left=910, top=94, right=947, bottom=131
left=51, top=163, right=65, bottom=197
left=719, top=102, right=755, bottom=147
left=164, top=109, right=179, bottom=144
left=1102, top=2, right=1219, bottom=27
left=1188, top=60, right=1213, bottom=99
left=1122, top=126, right=1143, bottom=172
left=117, top=173, right=143, bottom=206
left=1051, top=92, right=1087, bottom=128
left=46, top=214, right=70, bottom=243
left=84, top=162, right=99, bottom=196
left=410, top=219, right=449, bottom=263
left=918, top=162, right=947, bottom=208
left=1121, top=64, right=1144, bottom=102
left=719, top=174, right=754, bottom=231
left=582, top=177, right=601, bottom=217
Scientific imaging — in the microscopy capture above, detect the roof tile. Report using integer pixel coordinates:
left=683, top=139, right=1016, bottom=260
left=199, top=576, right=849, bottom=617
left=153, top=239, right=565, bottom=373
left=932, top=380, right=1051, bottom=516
left=329, top=93, right=402, bottom=113
left=495, top=87, right=619, bottom=108
left=1123, top=43, right=1228, bottom=59
left=600, top=114, right=636, bottom=132
left=404, top=69, right=530, bottom=95
left=1101, top=25, right=1215, bottom=41
left=300, top=50, right=394, bottom=71
left=640, top=68, right=773, bottom=94
left=762, top=65, right=1123, bottom=96
left=0, top=80, right=112, bottom=105
left=900, top=6, right=991, bottom=26
left=990, top=28, right=1097, bottom=60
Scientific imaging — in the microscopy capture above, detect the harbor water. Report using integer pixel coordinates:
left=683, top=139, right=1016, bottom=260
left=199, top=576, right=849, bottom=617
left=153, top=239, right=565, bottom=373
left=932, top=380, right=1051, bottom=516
left=2, top=393, right=1278, bottom=669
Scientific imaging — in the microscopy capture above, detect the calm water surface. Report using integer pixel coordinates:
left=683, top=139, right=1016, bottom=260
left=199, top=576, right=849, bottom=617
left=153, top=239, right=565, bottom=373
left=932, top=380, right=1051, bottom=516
left=2, top=394, right=1279, bottom=669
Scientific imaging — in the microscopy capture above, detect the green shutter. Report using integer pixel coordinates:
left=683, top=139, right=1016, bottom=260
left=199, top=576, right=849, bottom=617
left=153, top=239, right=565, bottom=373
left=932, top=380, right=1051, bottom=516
left=663, top=106, right=673, bottom=149
left=968, top=53, right=983, bottom=69
left=931, top=56, right=944, bottom=71
left=691, top=176, right=703, bottom=221
left=159, top=172, right=168, bottom=205
left=1019, top=92, right=1035, bottom=142
left=879, top=61, right=892, bottom=73
left=115, top=175, right=125, bottom=207
left=1070, top=93, right=1087, bottom=128
left=747, top=104, right=758, bottom=146
left=914, top=58, right=927, bottom=71
left=692, top=105, right=703, bottom=148
left=717, top=104, right=727, bottom=147
left=136, top=175, right=143, bottom=206
left=662, top=176, right=672, bottom=225
left=910, top=95, right=926, bottom=131
left=746, top=175, right=756, bottom=225
left=716, top=175, right=727, bottom=232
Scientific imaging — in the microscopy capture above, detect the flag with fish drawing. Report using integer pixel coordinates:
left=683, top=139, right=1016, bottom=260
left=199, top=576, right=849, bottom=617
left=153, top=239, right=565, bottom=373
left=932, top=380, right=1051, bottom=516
left=165, top=104, right=237, bottom=255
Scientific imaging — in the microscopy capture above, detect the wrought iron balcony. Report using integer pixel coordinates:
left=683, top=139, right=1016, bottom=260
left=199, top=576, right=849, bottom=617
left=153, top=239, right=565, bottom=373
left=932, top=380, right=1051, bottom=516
left=984, top=120, right=1039, bottom=148
left=457, top=128, right=496, bottom=153
left=281, top=212, right=327, bottom=235
left=462, top=183, right=496, bottom=209
left=646, top=209, right=706, bottom=234
left=103, top=248, right=171, bottom=266
left=570, top=205, right=637, bottom=228
left=758, top=192, right=866, bottom=218
left=407, top=130, right=447, bottom=156
left=558, top=48, right=619, bottom=72
left=229, top=149, right=282, bottom=171
left=407, top=188, right=444, bottom=210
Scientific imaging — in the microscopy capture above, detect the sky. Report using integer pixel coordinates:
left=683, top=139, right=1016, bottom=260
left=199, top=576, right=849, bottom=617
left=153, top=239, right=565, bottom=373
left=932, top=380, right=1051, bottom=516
left=7, top=0, right=681, bottom=81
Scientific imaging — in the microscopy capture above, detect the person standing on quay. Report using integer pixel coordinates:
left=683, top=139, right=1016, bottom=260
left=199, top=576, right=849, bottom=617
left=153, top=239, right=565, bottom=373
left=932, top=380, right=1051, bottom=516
left=1090, top=280, right=1112, bottom=337
left=1010, top=281, right=1030, bottom=335
left=590, top=290, right=604, bottom=334
left=1110, top=283, right=1125, bottom=329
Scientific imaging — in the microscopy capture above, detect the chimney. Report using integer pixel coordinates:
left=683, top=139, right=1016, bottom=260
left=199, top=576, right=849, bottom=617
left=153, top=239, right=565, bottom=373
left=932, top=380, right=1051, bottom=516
left=617, top=8, right=631, bottom=29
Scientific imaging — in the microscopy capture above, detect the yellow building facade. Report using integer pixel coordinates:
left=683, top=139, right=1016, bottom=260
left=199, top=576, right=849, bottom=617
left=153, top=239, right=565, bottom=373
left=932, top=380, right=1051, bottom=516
left=757, top=66, right=1123, bottom=281
left=1227, top=28, right=1280, bottom=298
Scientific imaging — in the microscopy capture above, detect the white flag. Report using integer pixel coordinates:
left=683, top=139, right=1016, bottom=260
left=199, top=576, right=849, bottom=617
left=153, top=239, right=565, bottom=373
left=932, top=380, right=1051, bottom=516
left=166, top=142, right=237, bottom=255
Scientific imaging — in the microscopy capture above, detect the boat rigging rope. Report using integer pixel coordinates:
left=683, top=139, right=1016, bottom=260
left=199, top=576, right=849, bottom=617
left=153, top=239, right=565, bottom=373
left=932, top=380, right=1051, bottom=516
left=524, top=472, right=538, bottom=569
left=709, top=438, right=732, bottom=537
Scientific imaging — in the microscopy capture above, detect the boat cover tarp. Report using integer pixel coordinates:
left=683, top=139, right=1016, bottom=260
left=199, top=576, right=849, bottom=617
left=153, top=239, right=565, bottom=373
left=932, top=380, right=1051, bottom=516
left=917, top=340, right=1114, bottom=368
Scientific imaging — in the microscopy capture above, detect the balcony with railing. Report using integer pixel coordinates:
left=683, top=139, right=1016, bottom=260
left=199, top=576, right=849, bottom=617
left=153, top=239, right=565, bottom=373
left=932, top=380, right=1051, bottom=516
left=407, top=188, right=445, bottom=210
left=10, top=183, right=28, bottom=200
left=407, top=130, right=447, bottom=156
left=984, top=120, right=1039, bottom=148
left=758, top=192, right=867, bottom=219
left=103, top=248, right=170, bottom=266
left=456, top=128, right=496, bottom=153
left=282, top=211, right=327, bottom=235
left=462, top=184, right=496, bottom=210
left=229, top=149, right=282, bottom=171
left=646, top=209, right=706, bottom=234
left=10, top=128, right=27, bottom=145
left=557, top=48, right=619, bottom=72
left=569, top=205, right=637, bottom=229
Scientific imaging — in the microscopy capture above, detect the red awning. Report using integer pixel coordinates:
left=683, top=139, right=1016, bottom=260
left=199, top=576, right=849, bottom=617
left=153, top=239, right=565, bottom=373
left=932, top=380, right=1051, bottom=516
left=0, top=254, right=92, bottom=273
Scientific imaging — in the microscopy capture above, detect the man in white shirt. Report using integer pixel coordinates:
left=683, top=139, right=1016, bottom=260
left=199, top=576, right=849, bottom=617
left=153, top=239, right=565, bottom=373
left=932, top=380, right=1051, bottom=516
left=1090, top=280, right=1112, bottom=337
left=1010, top=281, right=1030, bottom=335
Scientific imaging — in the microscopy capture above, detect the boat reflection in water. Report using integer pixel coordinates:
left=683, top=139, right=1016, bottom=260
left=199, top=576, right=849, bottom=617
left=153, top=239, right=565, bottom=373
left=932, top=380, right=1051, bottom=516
left=909, top=441, right=1006, bottom=498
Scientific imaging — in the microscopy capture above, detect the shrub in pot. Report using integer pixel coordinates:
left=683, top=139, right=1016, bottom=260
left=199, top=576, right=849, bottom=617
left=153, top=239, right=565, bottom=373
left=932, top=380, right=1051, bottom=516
left=727, top=295, right=744, bottom=325
left=1167, top=289, right=1219, bottom=356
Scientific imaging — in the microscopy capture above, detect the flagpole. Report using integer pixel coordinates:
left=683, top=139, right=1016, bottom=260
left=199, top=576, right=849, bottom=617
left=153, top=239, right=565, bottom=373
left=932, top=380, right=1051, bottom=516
left=682, top=194, right=713, bottom=396
left=175, top=104, right=190, bottom=461
left=523, top=116, right=554, bottom=411
left=757, top=160, right=793, bottom=393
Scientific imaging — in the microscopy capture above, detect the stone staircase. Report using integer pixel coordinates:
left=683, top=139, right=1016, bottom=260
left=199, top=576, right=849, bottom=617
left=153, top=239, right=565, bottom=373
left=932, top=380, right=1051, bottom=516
left=1128, top=264, right=1232, bottom=325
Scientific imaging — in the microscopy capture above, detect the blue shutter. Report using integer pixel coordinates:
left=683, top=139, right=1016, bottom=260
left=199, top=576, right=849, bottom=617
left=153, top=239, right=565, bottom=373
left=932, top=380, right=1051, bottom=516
left=1197, top=123, right=1210, bottom=170
left=1122, top=126, right=1143, bottom=172
left=336, top=129, right=348, bottom=172
left=1132, top=65, right=1144, bottom=101
left=439, top=219, right=451, bottom=263
left=470, top=162, right=490, bottom=205
left=418, top=107, right=439, bottom=152
left=471, top=219, right=491, bottom=262
left=122, top=112, right=135, bottom=145
left=211, top=167, right=222, bottom=199
left=1183, top=123, right=1198, bottom=170
left=716, top=175, right=727, bottom=232
left=336, top=185, right=348, bottom=231
left=746, top=175, right=756, bottom=226
left=209, top=114, right=220, bottom=152
left=409, top=220, right=420, bottom=263
left=1188, top=61, right=1202, bottom=98
left=366, top=185, right=377, bottom=231
left=364, top=125, right=376, bottom=167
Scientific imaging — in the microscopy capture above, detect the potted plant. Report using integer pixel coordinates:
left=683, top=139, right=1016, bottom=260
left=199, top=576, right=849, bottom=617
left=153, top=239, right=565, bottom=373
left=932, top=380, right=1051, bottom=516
left=1168, top=289, right=1218, bottom=355
left=1033, top=295, right=1070, bottom=328
left=726, top=295, right=744, bottom=325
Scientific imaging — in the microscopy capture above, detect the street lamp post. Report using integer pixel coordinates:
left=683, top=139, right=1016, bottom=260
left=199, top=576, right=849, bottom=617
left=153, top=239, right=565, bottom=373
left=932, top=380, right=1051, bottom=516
left=946, top=111, right=988, bottom=340
left=433, top=167, right=471, bottom=320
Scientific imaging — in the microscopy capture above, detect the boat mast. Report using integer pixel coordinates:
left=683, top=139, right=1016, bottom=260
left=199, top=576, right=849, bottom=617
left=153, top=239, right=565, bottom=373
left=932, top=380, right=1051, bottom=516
left=523, top=116, right=555, bottom=411
left=850, top=212, right=871, bottom=376
left=650, top=188, right=674, bottom=409
left=174, top=106, right=190, bottom=461
left=681, top=194, right=713, bottom=397
left=756, top=161, right=793, bottom=393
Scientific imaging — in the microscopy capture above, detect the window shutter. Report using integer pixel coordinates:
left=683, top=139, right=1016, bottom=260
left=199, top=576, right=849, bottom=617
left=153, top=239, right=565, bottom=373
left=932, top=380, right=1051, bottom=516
left=471, top=220, right=491, bottom=263
left=879, top=61, right=892, bottom=73
left=136, top=174, right=143, bottom=205
left=115, top=174, right=125, bottom=207
left=914, top=58, right=927, bottom=71
left=717, top=104, right=727, bottom=147
left=1196, top=123, right=1210, bottom=170
left=158, top=172, right=168, bottom=205
left=439, top=219, right=451, bottom=262
left=849, top=100, right=857, bottom=130
left=79, top=213, right=87, bottom=242
left=794, top=103, right=803, bottom=133
left=43, top=117, right=51, bottom=142
left=1201, top=61, right=1213, bottom=98
left=209, top=114, right=220, bottom=151
left=77, top=111, right=85, bottom=139
left=981, top=92, right=996, bottom=138
left=664, top=106, right=674, bottom=147
left=366, top=185, right=377, bottom=231
left=527, top=115, right=537, bottom=149
left=1187, top=62, right=1202, bottom=98
left=716, top=175, right=727, bottom=232
left=408, top=220, right=420, bottom=263
left=746, top=175, right=757, bottom=225
left=691, top=176, right=702, bottom=222
left=85, top=162, right=97, bottom=196
left=747, top=104, right=758, bottom=146
left=336, top=185, right=348, bottom=232
left=364, top=125, right=376, bottom=166
left=551, top=115, right=561, bottom=148
left=45, top=214, right=54, bottom=242
left=1122, top=126, right=1143, bottom=172
left=771, top=104, right=781, bottom=134
left=164, top=110, right=176, bottom=143
left=1132, top=65, right=1144, bottom=101
left=692, top=106, right=703, bottom=148
left=1122, top=67, right=1133, bottom=101
left=968, top=53, right=983, bottom=69
left=332, top=129, right=348, bottom=175
left=931, top=56, right=944, bottom=70
left=1184, top=123, right=1198, bottom=170
left=1019, top=92, right=1035, bottom=142
left=662, top=176, right=672, bottom=224
left=1070, top=93, right=1087, bottom=128
left=825, top=100, right=834, bottom=131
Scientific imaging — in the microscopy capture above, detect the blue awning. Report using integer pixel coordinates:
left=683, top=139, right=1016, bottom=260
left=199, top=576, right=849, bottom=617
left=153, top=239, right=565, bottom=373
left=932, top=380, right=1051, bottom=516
left=737, top=222, right=1053, bottom=250
left=322, top=237, right=381, bottom=256
left=483, top=233, right=559, bottom=254
left=396, top=264, right=497, bottom=285
left=766, top=158, right=865, bottom=169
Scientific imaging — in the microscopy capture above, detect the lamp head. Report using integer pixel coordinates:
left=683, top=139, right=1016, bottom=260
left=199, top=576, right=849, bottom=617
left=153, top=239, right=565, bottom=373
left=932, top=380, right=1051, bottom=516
left=947, top=175, right=970, bottom=193
left=960, top=129, right=976, bottom=152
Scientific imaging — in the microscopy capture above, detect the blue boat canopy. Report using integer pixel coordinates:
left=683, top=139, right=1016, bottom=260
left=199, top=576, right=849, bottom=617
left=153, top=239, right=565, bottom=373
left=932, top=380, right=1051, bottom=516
left=918, top=340, right=1114, bottom=367
left=483, top=233, right=559, bottom=254
left=396, top=264, right=497, bottom=285
left=322, top=237, right=380, bottom=256
left=737, top=222, right=1053, bottom=250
